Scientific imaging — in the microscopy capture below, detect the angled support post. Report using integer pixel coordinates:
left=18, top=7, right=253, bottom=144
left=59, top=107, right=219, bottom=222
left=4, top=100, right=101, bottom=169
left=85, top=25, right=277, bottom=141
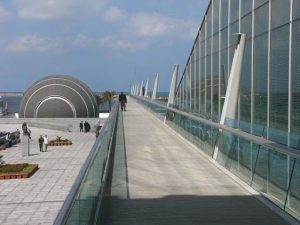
left=152, top=74, right=159, bottom=100
left=213, top=33, right=246, bottom=160
left=167, top=64, right=179, bottom=107
left=144, top=79, right=149, bottom=97
left=139, top=81, right=144, bottom=96
left=164, top=64, right=179, bottom=123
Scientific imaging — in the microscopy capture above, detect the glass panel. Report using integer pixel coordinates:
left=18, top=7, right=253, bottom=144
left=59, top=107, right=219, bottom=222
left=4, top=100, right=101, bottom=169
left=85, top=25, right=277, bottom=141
left=206, top=56, right=212, bottom=117
left=271, top=0, right=290, bottom=29
left=207, top=5, right=213, bottom=38
left=251, top=145, right=268, bottom=193
left=238, top=138, right=252, bottom=184
left=200, top=42, right=206, bottom=115
left=220, top=48, right=228, bottom=111
left=253, top=33, right=268, bottom=135
left=213, top=33, right=219, bottom=53
left=288, top=159, right=300, bottom=218
left=212, top=52, right=219, bottom=121
left=268, top=151, right=288, bottom=207
left=191, top=58, right=196, bottom=112
left=187, top=70, right=191, bottom=112
left=241, top=0, right=253, bottom=17
left=217, top=131, right=238, bottom=172
left=230, top=0, right=240, bottom=23
left=254, top=2, right=269, bottom=36
left=241, top=13, right=252, bottom=39
left=294, top=0, right=300, bottom=20
left=213, top=0, right=220, bottom=34
left=206, top=37, right=212, bottom=56
left=240, top=40, right=252, bottom=132
left=195, top=40, right=200, bottom=113
left=201, top=21, right=206, bottom=41
left=221, top=27, right=228, bottom=50
left=221, top=0, right=229, bottom=29
left=230, top=21, right=239, bottom=47
left=270, top=25, right=289, bottom=135
left=254, top=0, right=268, bottom=9
left=182, top=75, right=185, bottom=110
left=291, top=20, right=300, bottom=135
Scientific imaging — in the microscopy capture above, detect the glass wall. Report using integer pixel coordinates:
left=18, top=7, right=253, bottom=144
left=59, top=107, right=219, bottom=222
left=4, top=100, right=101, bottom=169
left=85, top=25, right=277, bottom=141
left=173, top=0, right=300, bottom=150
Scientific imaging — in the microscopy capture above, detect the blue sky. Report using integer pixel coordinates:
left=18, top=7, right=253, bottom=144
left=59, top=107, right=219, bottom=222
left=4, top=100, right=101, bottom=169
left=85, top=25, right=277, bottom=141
left=0, top=0, right=209, bottom=92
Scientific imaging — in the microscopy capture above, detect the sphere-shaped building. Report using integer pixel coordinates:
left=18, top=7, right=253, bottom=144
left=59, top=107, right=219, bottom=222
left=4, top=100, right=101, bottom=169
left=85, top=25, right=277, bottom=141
left=19, top=75, right=98, bottom=118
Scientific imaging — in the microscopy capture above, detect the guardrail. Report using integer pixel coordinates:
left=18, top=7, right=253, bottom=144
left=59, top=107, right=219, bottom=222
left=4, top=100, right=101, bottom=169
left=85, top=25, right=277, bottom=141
left=54, top=101, right=119, bottom=225
left=132, top=95, right=300, bottom=221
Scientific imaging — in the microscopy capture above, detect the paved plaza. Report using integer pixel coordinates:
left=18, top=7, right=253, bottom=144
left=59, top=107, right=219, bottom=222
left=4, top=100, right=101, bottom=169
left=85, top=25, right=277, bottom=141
left=0, top=121, right=98, bottom=225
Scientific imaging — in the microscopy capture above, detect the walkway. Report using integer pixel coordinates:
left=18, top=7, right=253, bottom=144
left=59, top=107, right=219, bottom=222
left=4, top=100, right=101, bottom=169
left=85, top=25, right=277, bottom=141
left=0, top=120, right=98, bottom=225
left=105, top=97, right=290, bottom=225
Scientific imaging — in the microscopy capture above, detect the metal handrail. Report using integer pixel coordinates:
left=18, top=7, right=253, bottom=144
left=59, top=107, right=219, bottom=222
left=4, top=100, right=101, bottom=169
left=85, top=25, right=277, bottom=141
left=132, top=95, right=300, bottom=160
left=54, top=102, right=119, bottom=225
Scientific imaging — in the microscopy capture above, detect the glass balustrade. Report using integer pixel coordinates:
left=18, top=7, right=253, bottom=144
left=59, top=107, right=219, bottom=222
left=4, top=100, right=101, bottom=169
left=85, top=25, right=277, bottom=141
left=54, top=101, right=119, bottom=225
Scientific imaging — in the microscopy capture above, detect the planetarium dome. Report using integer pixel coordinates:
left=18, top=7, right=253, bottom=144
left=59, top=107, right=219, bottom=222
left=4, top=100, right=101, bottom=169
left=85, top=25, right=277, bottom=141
left=19, top=75, right=98, bottom=118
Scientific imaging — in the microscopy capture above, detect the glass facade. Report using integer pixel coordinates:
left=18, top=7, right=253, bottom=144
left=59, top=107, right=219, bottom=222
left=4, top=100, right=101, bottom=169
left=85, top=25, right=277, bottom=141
left=173, top=0, right=300, bottom=148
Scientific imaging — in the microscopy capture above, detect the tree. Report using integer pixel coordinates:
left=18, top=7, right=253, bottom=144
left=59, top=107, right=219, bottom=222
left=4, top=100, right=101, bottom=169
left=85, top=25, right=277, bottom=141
left=101, top=91, right=116, bottom=112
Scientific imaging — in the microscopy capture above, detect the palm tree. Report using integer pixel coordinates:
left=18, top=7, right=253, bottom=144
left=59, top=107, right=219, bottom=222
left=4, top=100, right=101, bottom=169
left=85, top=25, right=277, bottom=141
left=101, top=91, right=116, bottom=112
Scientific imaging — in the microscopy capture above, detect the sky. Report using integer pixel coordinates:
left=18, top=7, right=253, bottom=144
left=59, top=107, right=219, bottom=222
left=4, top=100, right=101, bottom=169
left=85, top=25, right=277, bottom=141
left=0, top=0, right=209, bottom=92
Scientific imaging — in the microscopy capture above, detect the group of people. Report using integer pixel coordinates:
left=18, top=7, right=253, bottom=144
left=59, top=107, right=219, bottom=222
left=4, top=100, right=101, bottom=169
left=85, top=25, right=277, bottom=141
left=38, top=135, right=48, bottom=152
left=79, top=121, right=91, bottom=132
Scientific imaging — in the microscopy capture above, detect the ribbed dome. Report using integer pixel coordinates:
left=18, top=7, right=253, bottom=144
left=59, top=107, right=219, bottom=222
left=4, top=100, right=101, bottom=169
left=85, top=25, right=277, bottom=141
left=19, top=75, right=98, bottom=118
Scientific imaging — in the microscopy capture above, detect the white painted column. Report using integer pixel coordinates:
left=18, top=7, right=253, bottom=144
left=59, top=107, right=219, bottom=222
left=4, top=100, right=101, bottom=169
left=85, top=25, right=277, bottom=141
left=167, top=64, right=179, bottom=107
left=139, top=81, right=144, bottom=96
left=213, top=33, right=246, bottom=160
left=152, top=74, right=159, bottom=100
left=136, top=84, right=140, bottom=96
left=144, top=79, right=149, bottom=97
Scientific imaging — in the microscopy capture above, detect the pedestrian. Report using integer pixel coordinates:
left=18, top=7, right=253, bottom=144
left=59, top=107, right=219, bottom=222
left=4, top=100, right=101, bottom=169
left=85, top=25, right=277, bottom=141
left=80, top=121, right=83, bottom=132
left=38, top=135, right=44, bottom=152
left=86, top=122, right=90, bottom=132
left=118, top=92, right=127, bottom=111
left=43, top=135, right=48, bottom=152
left=84, top=121, right=88, bottom=132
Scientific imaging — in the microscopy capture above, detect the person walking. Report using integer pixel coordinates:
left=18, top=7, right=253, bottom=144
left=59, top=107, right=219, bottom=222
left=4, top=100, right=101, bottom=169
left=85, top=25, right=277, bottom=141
left=38, top=135, right=44, bottom=152
left=119, top=92, right=127, bottom=111
left=80, top=121, right=83, bottom=132
left=84, top=121, right=88, bottom=132
left=43, top=135, right=48, bottom=152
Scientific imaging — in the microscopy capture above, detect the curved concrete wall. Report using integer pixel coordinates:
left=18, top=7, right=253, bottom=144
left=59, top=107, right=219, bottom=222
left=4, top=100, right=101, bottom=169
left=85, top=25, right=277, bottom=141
left=19, top=75, right=98, bottom=118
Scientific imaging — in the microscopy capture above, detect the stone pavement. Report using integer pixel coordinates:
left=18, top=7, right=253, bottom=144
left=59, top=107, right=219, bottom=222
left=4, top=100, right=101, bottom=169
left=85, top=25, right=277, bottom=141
left=105, top=97, right=292, bottom=225
left=0, top=123, right=97, bottom=225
